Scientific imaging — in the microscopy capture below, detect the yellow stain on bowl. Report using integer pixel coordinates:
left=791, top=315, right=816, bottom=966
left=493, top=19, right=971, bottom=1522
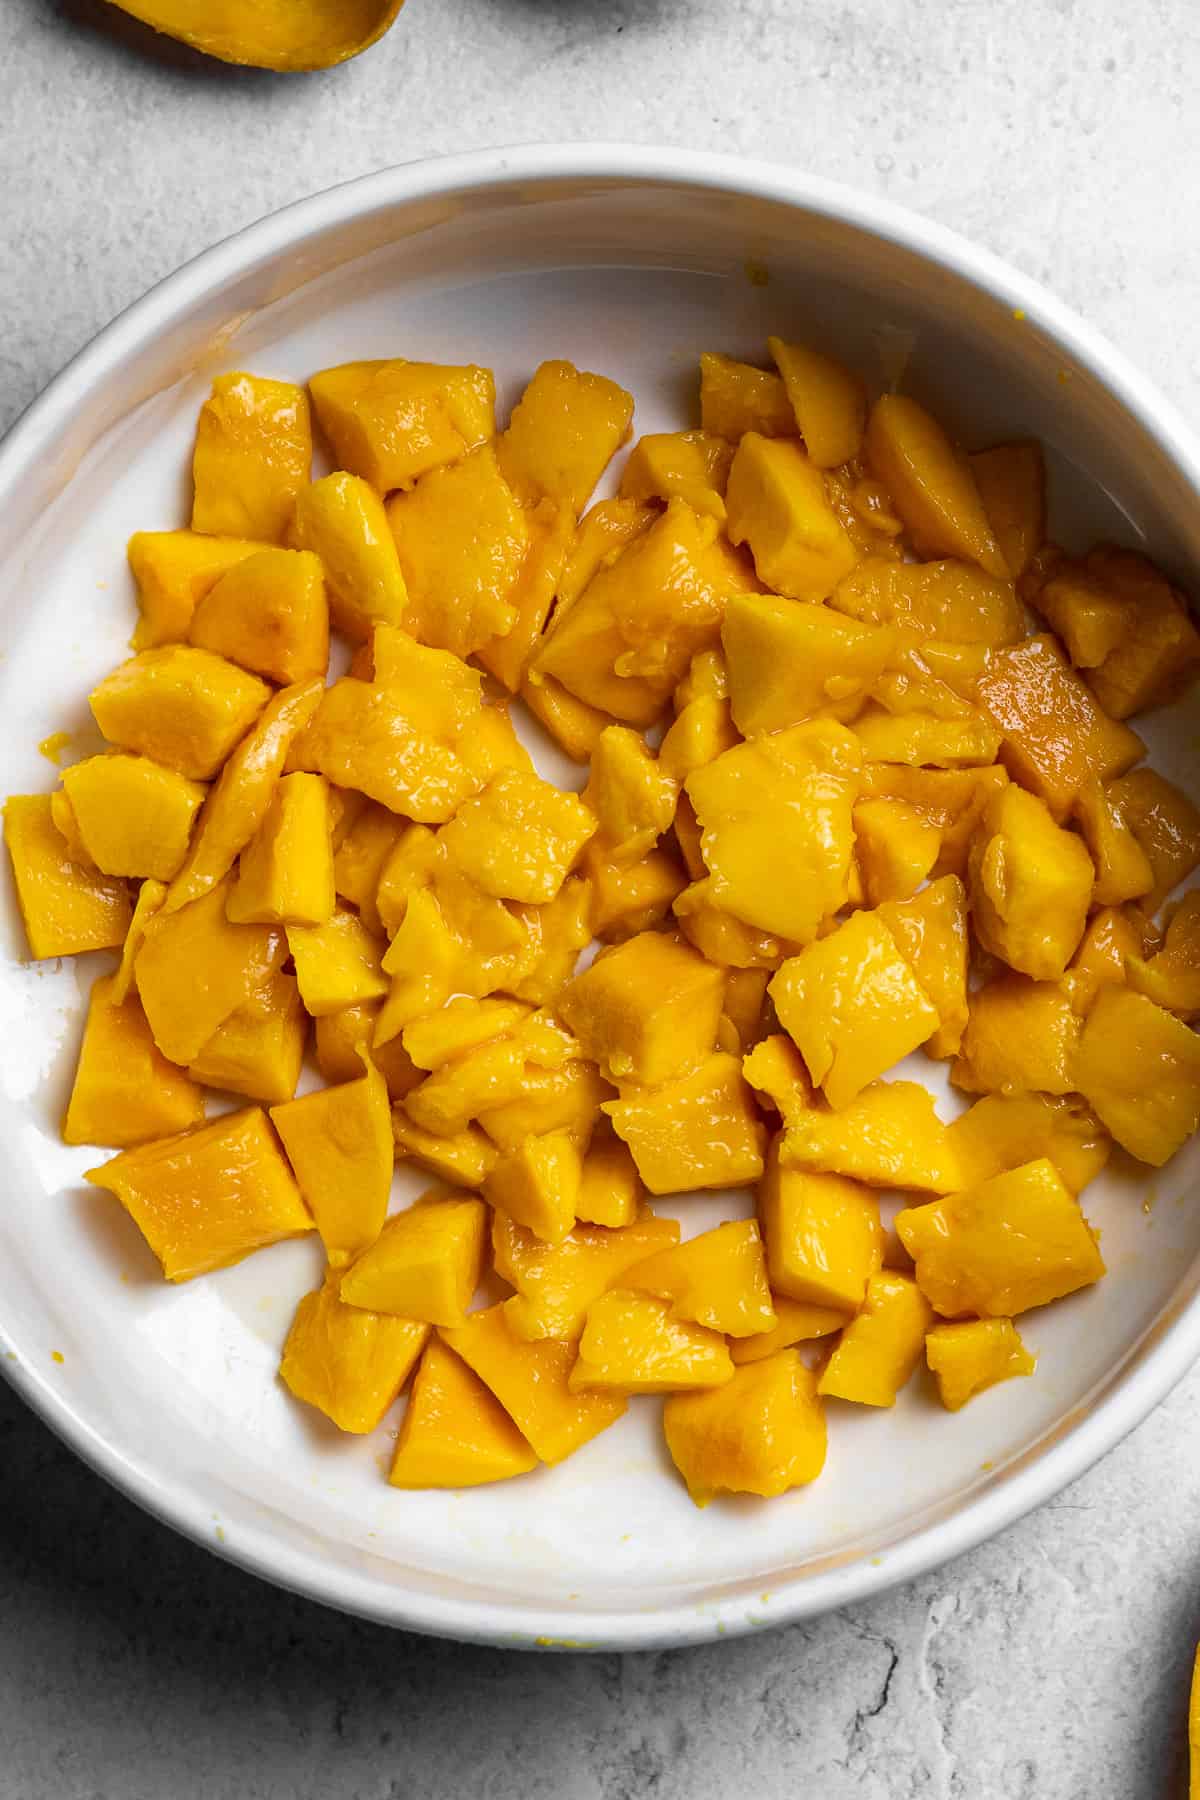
left=51, top=1349, right=64, bottom=1364
left=1012, top=308, right=1027, bottom=322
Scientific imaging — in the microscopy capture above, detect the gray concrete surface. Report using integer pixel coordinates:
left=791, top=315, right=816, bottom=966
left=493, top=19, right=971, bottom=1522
left=4, top=0, right=1200, bottom=1794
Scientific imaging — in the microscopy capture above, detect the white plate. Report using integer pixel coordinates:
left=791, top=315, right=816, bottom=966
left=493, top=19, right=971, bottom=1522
left=3, top=146, right=1200, bottom=1651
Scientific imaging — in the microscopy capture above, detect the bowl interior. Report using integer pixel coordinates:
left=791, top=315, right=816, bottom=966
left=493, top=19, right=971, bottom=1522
left=3, top=160, right=1200, bottom=1646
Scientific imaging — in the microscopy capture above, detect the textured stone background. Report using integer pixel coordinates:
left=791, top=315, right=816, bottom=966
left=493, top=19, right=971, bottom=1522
left=4, top=1, right=1200, bottom=1794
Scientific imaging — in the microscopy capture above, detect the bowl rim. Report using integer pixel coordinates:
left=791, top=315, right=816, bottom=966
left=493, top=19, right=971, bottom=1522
left=4, top=141, right=1200, bottom=1650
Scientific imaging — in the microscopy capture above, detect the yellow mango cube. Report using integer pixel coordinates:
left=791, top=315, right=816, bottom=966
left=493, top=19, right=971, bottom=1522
left=686, top=718, right=861, bottom=941
left=559, top=930, right=724, bottom=1085
left=779, top=1078, right=960, bottom=1193
left=1083, top=545, right=1200, bottom=720
left=190, top=546, right=329, bottom=684
left=192, top=372, right=311, bottom=543
left=569, top=1289, right=733, bottom=1394
left=476, top=500, right=575, bottom=693
left=1062, top=904, right=1157, bottom=1017
left=128, top=529, right=265, bottom=650
left=392, top=1112, right=497, bottom=1190
left=556, top=496, right=656, bottom=612
left=968, top=782, right=1093, bottom=980
left=90, top=646, right=271, bottom=782
left=270, top=1060, right=393, bottom=1265
left=831, top=555, right=1024, bottom=646
left=604, top=1052, right=766, bottom=1195
left=61, top=753, right=205, bottom=883
left=758, top=1140, right=881, bottom=1311
left=1107, top=767, right=1200, bottom=911
left=672, top=878, right=790, bottom=970
left=952, top=975, right=1081, bottom=1097
left=87, top=1106, right=313, bottom=1282
left=289, top=678, right=476, bottom=823
left=136, top=879, right=285, bottom=1064
left=456, top=702, right=533, bottom=787
left=286, top=907, right=388, bottom=1017
left=3, top=794, right=131, bottom=958
left=289, top=471, right=408, bottom=642
left=492, top=1205, right=680, bottom=1341
left=110, top=877, right=166, bottom=1005
left=308, top=358, right=494, bottom=491
left=619, top=429, right=733, bottom=519
left=1075, top=985, right=1200, bottom=1166
left=946, top=1092, right=1110, bottom=1195
left=484, top=1131, right=583, bottom=1245
left=896, top=1158, right=1105, bottom=1316
left=405, top=1036, right=529, bottom=1137
left=722, top=965, right=771, bottom=1055
left=498, top=359, right=634, bottom=513
left=402, top=997, right=530, bottom=1070
left=188, top=968, right=308, bottom=1106
left=725, top=433, right=859, bottom=601
left=969, top=441, right=1045, bottom=579
left=622, top=1218, right=775, bottom=1337
left=658, top=696, right=740, bottom=784
left=865, top=394, right=1006, bottom=575
left=926, top=1317, right=1037, bottom=1411
left=1072, top=778, right=1154, bottom=907
left=770, top=911, right=940, bottom=1109
left=330, top=800, right=403, bottom=933
left=63, top=973, right=204, bottom=1148
left=520, top=671, right=613, bottom=763
left=1034, top=566, right=1133, bottom=669
left=340, top=1192, right=487, bottom=1325
left=575, top=1123, right=644, bottom=1228
left=280, top=1271, right=428, bottom=1434
left=387, top=445, right=527, bottom=659
left=768, top=336, right=867, bottom=467
left=663, top=1348, right=827, bottom=1504
left=698, top=351, right=795, bottom=442
left=584, top=842, right=688, bottom=942
left=721, top=589, right=895, bottom=737
left=818, top=1272, right=934, bottom=1407
left=852, top=705, right=1002, bottom=769
left=313, top=1003, right=420, bottom=1102
left=583, top=726, right=677, bottom=863
left=1127, top=892, right=1200, bottom=1019
left=439, top=768, right=595, bottom=904
left=227, top=772, right=334, bottom=926
left=440, top=1303, right=626, bottom=1464
left=730, top=1296, right=849, bottom=1364
left=853, top=799, right=941, bottom=905
left=388, top=1339, right=538, bottom=1489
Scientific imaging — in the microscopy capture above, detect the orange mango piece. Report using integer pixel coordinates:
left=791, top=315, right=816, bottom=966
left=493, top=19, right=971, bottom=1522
left=271, top=1059, right=392, bottom=1265
left=575, top=1123, right=644, bottom=1228
left=969, top=441, right=1045, bottom=579
left=520, top=671, right=612, bottom=764
left=946, top=1092, right=1110, bottom=1195
left=476, top=500, right=575, bottom=692
left=135, top=879, right=285, bottom=1064
left=127, top=529, right=264, bottom=650
left=926, top=1317, right=1036, bottom=1411
left=191, top=372, right=311, bottom=543
left=289, top=471, right=408, bottom=643
left=699, top=352, right=795, bottom=442
left=584, top=842, right=688, bottom=943
left=722, top=589, right=894, bottom=737
left=190, top=546, right=329, bottom=684
left=287, top=678, right=476, bottom=824
left=730, top=1296, right=848, bottom=1364
left=620, top=429, right=733, bottom=519
left=663, top=1349, right=827, bottom=1504
left=388, top=1340, right=538, bottom=1489
left=440, top=768, right=595, bottom=904
left=498, top=359, right=634, bottom=514
left=286, top=907, right=388, bottom=1017
left=280, top=1272, right=428, bottom=1435
left=188, top=966, right=308, bottom=1106
left=61, top=754, right=206, bottom=883
left=387, top=445, right=526, bottom=659
left=484, top=1131, right=583, bottom=1245
left=392, top=1111, right=498, bottom=1190
left=1075, top=986, right=1200, bottom=1166
left=90, top=645, right=271, bottom=782
left=309, top=358, right=494, bottom=492
left=559, top=929, right=724, bottom=1086
left=1083, top=545, right=1200, bottom=719
left=967, top=780, right=1093, bottom=979
left=768, top=336, right=867, bottom=468
left=3, top=794, right=132, bottom=958
left=759, top=1139, right=881, bottom=1312
left=1127, top=892, right=1200, bottom=1019
left=441, top=1303, right=626, bottom=1464
left=111, top=877, right=166, bottom=1005
left=1062, top=904, right=1158, bottom=1017
left=831, top=555, right=1024, bottom=646
left=492, top=1205, right=680, bottom=1342
left=817, top=1272, right=933, bottom=1407
left=779, top=1078, right=960, bottom=1194
left=622, top=1218, right=776, bottom=1337
left=878, top=874, right=970, bottom=1059
left=725, top=433, right=859, bottom=601
left=583, top=725, right=678, bottom=864
left=952, top=974, right=1081, bottom=1097
left=340, top=1192, right=487, bottom=1326
left=864, top=393, right=1006, bottom=575
left=63, top=973, right=205, bottom=1148
left=228, top=771, right=335, bottom=927
left=314, top=1002, right=420, bottom=1103
left=568, top=1289, right=733, bottom=1394
left=1107, top=767, right=1200, bottom=911
left=1072, top=777, right=1154, bottom=907
left=604, top=1052, right=766, bottom=1196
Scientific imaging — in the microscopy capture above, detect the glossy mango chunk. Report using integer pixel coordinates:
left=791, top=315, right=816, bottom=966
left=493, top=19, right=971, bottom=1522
left=498, top=359, right=633, bottom=514
left=852, top=799, right=941, bottom=904
left=164, top=677, right=325, bottom=912
left=289, top=471, right=408, bottom=643
left=818, top=1272, right=933, bottom=1407
left=865, top=394, right=1005, bottom=575
left=658, top=696, right=739, bottom=785
left=721, top=590, right=893, bottom=737
left=314, top=1002, right=420, bottom=1102
left=457, top=703, right=533, bottom=790
left=725, top=433, right=858, bottom=601
left=520, top=671, right=612, bottom=763
left=759, top=1139, right=881, bottom=1311
left=620, top=429, right=733, bottom=519
left=340, top=1192, right=486, bottom=1326
left=439, top=768, right=595, bottom=904
left=568, top=1289, right=733, bottom=1394
left=63, top=973, right=204, bottom=1148
left=333, top=801, right=408, bottom=934
left=779, top=1078, right=960, bottom=1194
left=947, top=1093, right=1110, bottom=1195
left=743, top=1032, right=817, bottom=1124
left=663, top=1348, right=827, bottom=1505
left=393, top=1111, right=497, bottom=1190
left=60, top=753, right=205, bottom=883
left=585, top=842, right=688, bottom=943
left=484, top=1131, right=582, bottom=1245
left=853, top=705, right=1002, bottom=769
left=476, top=501, right=575, bottom=692
left=1083, top=545, right=1200, bottom=719
left=293, top=679, right=474, bottom=823
left=575, top=1123, right=644, bottom=1228
left=559, top=930, right=723, bottom=1087
left=1072, top=777, right=1154, bottom=906
left=877, top=875, right=969, bottom=1059
left=969, top=442, right=1045, bottom=579
left=730, top=1296, right=849, bottom=1364
left=388, top=1339, right=538, bottom=1490
left=406, top=1036, right=530, bottom=1137
left=604, top=1052, right=766, bottom=1195
left=270, top=1060, right=392, bottom=1265
left=441, top=1303, right=626, bottom=1464
left=672, top=878, right=789, bottom=970
left=386, top=446, right=526, bottom=659
left=402, top=997, right=530, bottom=1070
left=111, top=877, right=166, bottom=1004
left=1107, top=767, right=1200, bottom=911
left=770, top=910, right=940, bottom=1109
left=189, top=547, right=328, bottom=687
left=686, top=719, right=860, bottom=941
left=953, top=975, right=1080, bottom=1098
left=926, top=1317, right=1036, bottom=1411
left=583, top=727, right=677, bottom=864
left=1127, top=892, right=1200, bottom=1018
left=675, top=648, right=730, bottom=709
left=136, top=879, right=284, bottom=1064
left=768, top=336, right=866, bottom=468
left=967, top=780, right=1093, bottom=980
left=1075, top=986, right=1200, bottom=1166
left=87, top=1106, right=312, bottom=1282
left=3, top=795, right=131, bottom=958
left=128, top=529, right=264, bottom=650
left=228, top=772, right=334, bottom=927
left=722, top=966, right=771, bottom=1055
left=280, top=1272, right=428, bottom=1435
left=188, top=967, right=307, bottom=1105
left=309, top=358, right=494, bottom=492
left=830, top=555, right=1024, bottom=646
left=557, top=496, right=657, bottom=612
left=374, top=892, right=457, bottom=1043
left=699, top=352, right=795, bottom=442
left=1034, top=566, right=1133, bottom=669
left=1062, top=904, right=1158, bottom=1017
left=287, top=907, right=388, bottom=1017
left=493, top=1205, right=680, bottom=1341
left=192, top=373, right=310, bottom=543
left=90, top=646, right=271, bottom=783
left=976, top=633, right=1144, bottom=820
left=622, top=1218, right=775, bottom=1337
left=896, top=1157, right=1105, bottom=1317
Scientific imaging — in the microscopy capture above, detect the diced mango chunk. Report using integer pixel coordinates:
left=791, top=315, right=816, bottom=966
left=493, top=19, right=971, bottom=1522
left=817, top=1272, right=933, bottom=1407
left=768, top=336, right=866, bottom=468
left=287, top=908, right=388, bottom=1017
left=136, top=879, right=285, bottom=1064
left=3, top=794, right=132, bottom=958
left=393, top=1112, right=497, bottom=1190
left=663, top=1349, right=827, bottom=1504
left=877, top=874, right=969, bottom=1058
left=190, top=546, right=329, bottom=684
left=730, top=1296, right=849, bottom=1364
left=831, top=555, right=1024, bottom=645
left=387, top=446, right=526, bottom=659
left=1083, top=545, right=1200, bottom=719
left=604, top=1053, right=765, bottom=1195
left=1062, top=904, right=1157, bottom=1017
left=583, top=727, right=677, bottom=863
left=61, top=754, right=206, bottom=882
left=967, top=780, right=1093, bottom=980
left=63, top=973, right=205, bottom=1147
left=725, top=433, right=859, bottom=601
left=1075, top=986, right=1200, bottom=1166
left=865, top=394, right=1005, bottom=575
left=1107, top=767, right=1200, bottom=911
left=585, top=842, right=688, bottom=942
left=128, top=529, right=264, bottom=650
left=270, top=1060, right=393, bottom=1265
left=314, top=1002, right=419, bottom=1102
left=925, top=1317, right=1037, bottom=1411
left=289, top=678, right=475, bottom=823
left=308, top=358, right=494, bottom=492
left=623, top=1218, right=775, bottom=1337
left=568, top=1289, right=733, bottom=1394
left=228, top=772, right=335, bottom=926
left=289, top=471, right=408, bottom=642
left=484, top=1131, right=582, bottom=1245
left=498, top=359, right=634, bottom=514
left=90, top=646, right=271, bottom=782
left=853, top=799, right=941, bottom=905
left=280, top=1271, right=428, bottom=1434
left=946, top=1093, right=1110, bottom=1194
left=574, top=1123, right=644, bottom=1228
left=699, top=352, right=795, bottom=442
left=192, top=372, right=311, bottom=543
left=340, top=1192, right=486, bottom=1326
left=388, top=1340, right=537, bottom=1489
left=521, top=671, right=612, bottom=764
left=722, top=590, right=894, bottom=737
left=559, top=930, right=724, bottom=1086
left=779, top=1078, right=960, bottom=1194
left=439, top=768, right=595, bottom=904
left=953, top=975, right=1081, bottom=1097
left=969, top=442, right=1045, bottom=579
left=620, top=429, right=732, bottom=519
left=188, top=967, right=307, bottom=1106
left=1127, top=892, right=1200, bottom=1019
left=493, top=1205, right=680, bottom=1341
left=1072, top=777, right=1154, bottom=907
left=441, top=1303, right=626, bottom=1464
left=759, top=1139, right=882, bottom=1311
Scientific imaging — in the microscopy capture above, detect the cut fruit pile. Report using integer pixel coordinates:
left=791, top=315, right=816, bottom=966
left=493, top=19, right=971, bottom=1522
left=7, top=340, right=1200, bottom=1507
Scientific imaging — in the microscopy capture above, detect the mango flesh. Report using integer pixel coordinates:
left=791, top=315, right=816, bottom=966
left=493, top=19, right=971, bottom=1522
left=1075, top=986, right=1200, bottom=1166
left=865, top=394, right=1006, bottom=576
left=492, top=1205, right=680, bottom=1341
left=559, top=929, right=724, bottom=1086
left=926, top=1318, right=1036, bottom=1412
left=192, top=373, right=311, bottom=542
left=388, top=1340, right=537, bottom=1489
left=498, top=359, right=634, bottom=515
left=664, top=1349, right=827, bottom=1505
left=289, top=473, right=407, bottom=644
left=90, top=646, right=271, bottom=783
left=725, top=433, right=859, bottom=601
left=568, top=1289, right=734, bottom=1394
left=768, top=337, right=867, bottom=468
left=967, top=780, right=1093, bottom=979
left=758, top=1139, right=882, bottom=1312
left=309, top=358, right=494, bottom=491
left=61, top=754, right=206, bottom=883
left=3, top=794, right=132, bottom=958
left=270, top=1061, right=393, bottom=1266
left=621, top=1218, right=776, bottom=1337
left=104, top=0, right=404, bottom=70
left=63, top=973, right=205, bottom=1148
left=817, top=1272, right=933, bottom=1408
left=280, top=1272, right=428, bottom=1435
left=604, top=1053, right=766, bottom=1195
left=188, top=967, right=308, bottom=1106
left=340, top=1194, right=487, bottom=1326
left=190, top=546, right=329, bottom=684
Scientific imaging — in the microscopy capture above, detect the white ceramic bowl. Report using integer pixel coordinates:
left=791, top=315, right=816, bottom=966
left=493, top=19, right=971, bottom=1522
left=4, top=145, right=1200, bottom=1651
